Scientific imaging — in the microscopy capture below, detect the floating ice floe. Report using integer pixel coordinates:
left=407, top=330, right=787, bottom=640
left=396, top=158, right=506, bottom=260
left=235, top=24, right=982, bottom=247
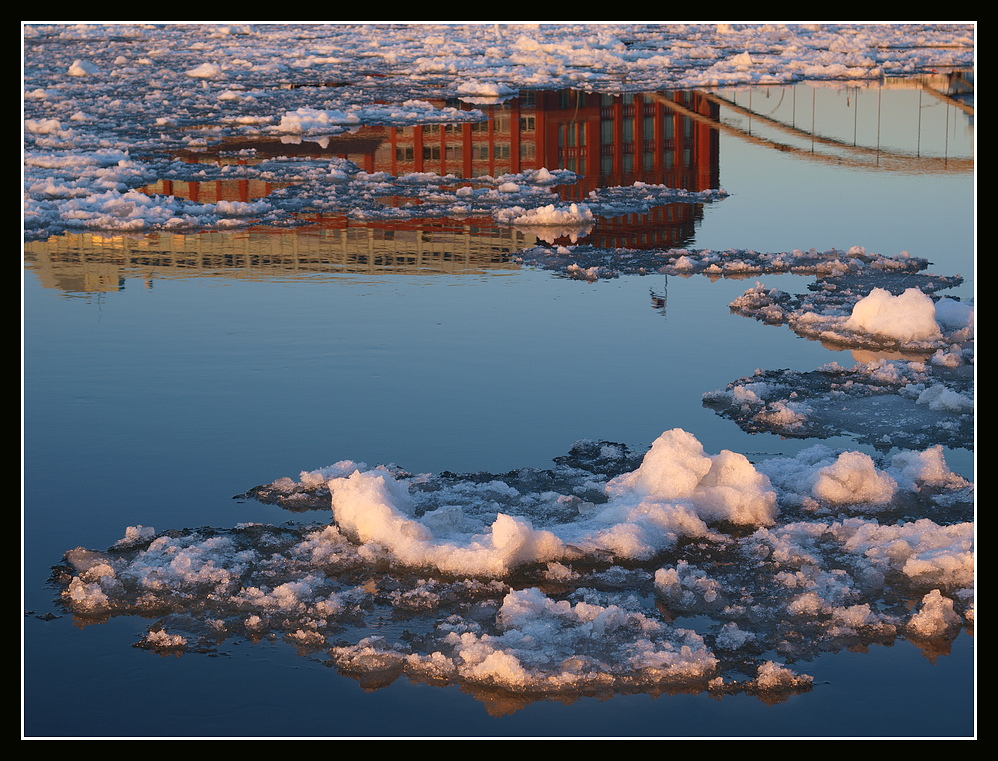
left=274, top=101, right=486, bottom=136
left=494, top=203, right=595, bottom=244
left=517, top=244, right=928, bottom=281
left=55, top=428, right=973, bottom=709
left=184, top=62, right=223, bottom=79
left=696, top=256, right=974, bottom=452
left=730, top=271, right=972, bottom=352
left=276, top=106, right=362, bottom=134
left=67, top=59, right=100, bottom=77
left=455, top=80, right=518, bottom=105
left=703, top=355, right=974, bottom=452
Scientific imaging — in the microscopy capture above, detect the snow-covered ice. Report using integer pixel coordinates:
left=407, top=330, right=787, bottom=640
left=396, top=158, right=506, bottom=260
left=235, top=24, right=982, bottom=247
left=56, top=428, right=972, bottom=703
left=730, top=273, right=972, bottom=352
left=703, top=355, right=973, bottom=452
left=518, top=244, right=934, bottom=281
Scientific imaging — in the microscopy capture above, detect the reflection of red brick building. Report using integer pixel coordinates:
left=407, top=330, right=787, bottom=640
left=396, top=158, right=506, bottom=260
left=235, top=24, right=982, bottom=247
left=383, top=90, right=719, bottom=197
left=150, top=90, right=720, bottom=250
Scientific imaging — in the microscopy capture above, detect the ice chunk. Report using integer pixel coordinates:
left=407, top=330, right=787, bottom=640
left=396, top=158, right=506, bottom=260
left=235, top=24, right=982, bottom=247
left=329, top=469, right=566, bottom=576
left=811, top=451, right=898, bottom=505
left=843, top=287, right=943, bottom=342
left=607, top=428, right=777, bottom=526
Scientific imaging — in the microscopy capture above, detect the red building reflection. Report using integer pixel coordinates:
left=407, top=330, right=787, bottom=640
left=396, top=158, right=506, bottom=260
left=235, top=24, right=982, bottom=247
left=151, top=89, right=720, bottom=250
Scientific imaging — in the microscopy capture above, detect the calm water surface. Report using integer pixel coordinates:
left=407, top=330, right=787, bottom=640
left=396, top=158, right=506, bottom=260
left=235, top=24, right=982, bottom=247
left=23, top=83, right=975, bottom=738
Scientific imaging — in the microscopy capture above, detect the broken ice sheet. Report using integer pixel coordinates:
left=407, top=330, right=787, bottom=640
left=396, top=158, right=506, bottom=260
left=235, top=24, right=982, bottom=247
left=516, top=244, right=933, bottom=282
left=704, top=255, right=974, bottom=454
left=703, top=356, right=974, bottom=454
left=55, top=429, right=973, bottom=711
left=729, top=269, right=971, bottom=353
